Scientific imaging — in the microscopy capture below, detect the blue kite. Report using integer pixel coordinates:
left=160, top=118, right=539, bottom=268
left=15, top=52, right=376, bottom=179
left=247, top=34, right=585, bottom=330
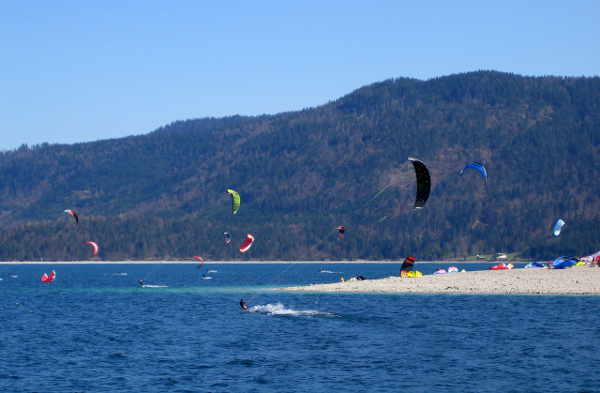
left=459, top=162, right=488, bottom=184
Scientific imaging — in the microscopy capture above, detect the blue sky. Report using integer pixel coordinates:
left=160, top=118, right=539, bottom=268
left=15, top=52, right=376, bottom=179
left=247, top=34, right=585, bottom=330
left=1, top=1, right=598, bottom=150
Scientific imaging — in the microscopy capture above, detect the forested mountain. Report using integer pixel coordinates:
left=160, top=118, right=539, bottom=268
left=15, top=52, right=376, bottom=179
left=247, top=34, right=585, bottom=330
left=1, top=71, right=599, bottom=260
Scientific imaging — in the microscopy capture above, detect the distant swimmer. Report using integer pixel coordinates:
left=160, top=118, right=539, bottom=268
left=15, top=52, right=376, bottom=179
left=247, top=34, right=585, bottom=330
left=138, top=279, right=145, bottom=287
left=240, top=299, right=250, bottom=312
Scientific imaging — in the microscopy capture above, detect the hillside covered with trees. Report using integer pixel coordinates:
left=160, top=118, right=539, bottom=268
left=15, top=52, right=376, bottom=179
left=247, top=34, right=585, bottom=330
left=1, top=71, right=598, bottom=260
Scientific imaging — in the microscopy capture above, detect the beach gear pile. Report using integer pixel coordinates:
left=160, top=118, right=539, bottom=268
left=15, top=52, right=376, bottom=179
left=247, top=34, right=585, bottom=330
left=539, top=252, right=599, bottom=269
left=524, top=262, right=546, bottom=269
left=580, top=250, right=600, bottom=265
left=489, top=263, right=514, bottom=270
left=550, top=256, right=579, bottom=269
left=519, top=250, right=600, bottom=270
left=400, top=270, right=423, bottom=278
left=433, top=266, right=465, bottom=274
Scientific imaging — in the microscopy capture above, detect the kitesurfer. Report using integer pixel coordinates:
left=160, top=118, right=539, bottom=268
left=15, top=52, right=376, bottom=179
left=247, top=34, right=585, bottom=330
left=336, top=225, right=345, bottom=239
left=240, top=299, right=250, bottom=312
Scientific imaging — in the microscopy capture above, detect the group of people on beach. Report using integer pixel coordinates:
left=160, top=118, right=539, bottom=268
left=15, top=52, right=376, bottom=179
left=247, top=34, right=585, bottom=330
left=337, top=256, right=418, bottom=282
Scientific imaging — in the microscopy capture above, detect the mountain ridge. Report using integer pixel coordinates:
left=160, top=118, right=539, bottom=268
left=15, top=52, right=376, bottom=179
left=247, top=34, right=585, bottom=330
left=1, top=71, right=598, bottom=260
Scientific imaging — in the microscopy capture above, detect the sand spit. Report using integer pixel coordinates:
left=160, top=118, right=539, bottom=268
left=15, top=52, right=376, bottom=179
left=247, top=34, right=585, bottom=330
left=284, top=267, right=600, bottom=295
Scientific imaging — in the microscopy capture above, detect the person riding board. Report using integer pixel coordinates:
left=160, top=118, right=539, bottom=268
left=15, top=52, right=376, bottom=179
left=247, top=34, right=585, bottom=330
left=240, top=299, right=250, bottom=312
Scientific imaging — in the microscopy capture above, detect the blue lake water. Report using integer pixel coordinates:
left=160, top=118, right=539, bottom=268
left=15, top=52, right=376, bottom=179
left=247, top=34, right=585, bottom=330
left=1, top=263, right=599, bottom=393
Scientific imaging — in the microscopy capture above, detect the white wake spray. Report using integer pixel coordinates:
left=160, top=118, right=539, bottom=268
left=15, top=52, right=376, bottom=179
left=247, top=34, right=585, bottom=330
left=249, top=302, right=338, bottom=317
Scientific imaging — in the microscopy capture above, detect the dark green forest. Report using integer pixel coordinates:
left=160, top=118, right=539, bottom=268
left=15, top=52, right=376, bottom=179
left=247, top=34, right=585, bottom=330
left=1, top=71, right=598, bottom=260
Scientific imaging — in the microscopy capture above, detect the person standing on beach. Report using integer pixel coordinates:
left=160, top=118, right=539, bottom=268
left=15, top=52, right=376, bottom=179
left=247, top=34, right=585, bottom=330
left=400, top=256, right=416, bottom=276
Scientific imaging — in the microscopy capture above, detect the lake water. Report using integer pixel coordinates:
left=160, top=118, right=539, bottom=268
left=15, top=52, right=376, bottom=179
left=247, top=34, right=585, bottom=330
left=1, top=263, right=599, bottom=393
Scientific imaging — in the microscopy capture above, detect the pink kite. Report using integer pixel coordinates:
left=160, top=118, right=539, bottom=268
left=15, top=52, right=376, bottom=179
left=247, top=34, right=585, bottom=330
left=84, top=241, right=99, bottom=257
left=64, top=209, right=79, bottom=224
left=193, top=255, right=204, bottom=267
left=41, top=270, right=56, bottom=283
left=239, top=234, right=255, bottom=253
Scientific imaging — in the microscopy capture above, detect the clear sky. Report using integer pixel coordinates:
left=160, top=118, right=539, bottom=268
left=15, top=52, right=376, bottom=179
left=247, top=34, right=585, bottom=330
left=1, top=1, right=598, bottom=150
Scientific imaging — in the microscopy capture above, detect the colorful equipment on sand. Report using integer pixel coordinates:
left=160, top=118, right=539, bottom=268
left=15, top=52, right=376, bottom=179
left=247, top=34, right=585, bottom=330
left=524, top=262, right=545, bottom=269
left=551, top=256, right=577, bottom=269
left=401, top=270, right=423, bottom=278
left=580, top=250, right=600, bottom=264
left=490, top=263, right=513, bottom=270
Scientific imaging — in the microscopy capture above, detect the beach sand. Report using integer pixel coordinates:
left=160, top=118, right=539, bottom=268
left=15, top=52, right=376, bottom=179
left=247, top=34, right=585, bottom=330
left=284, top=266, right=600, bottom=295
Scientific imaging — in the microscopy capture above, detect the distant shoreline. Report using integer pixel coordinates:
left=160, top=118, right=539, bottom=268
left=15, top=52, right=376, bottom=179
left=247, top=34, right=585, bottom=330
left=0, top=260, right=525, bottom=265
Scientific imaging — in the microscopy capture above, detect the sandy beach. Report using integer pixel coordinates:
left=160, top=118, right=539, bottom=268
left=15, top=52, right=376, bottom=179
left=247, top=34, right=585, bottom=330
left=284, top=266, right=600, bottom=295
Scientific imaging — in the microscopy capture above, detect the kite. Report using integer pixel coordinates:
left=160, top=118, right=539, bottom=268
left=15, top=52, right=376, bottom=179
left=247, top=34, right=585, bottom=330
left=84, top=241, right=99, bottom=257
left=227, top=189, right=241, bottom=214
left=408, top=157, right=431, bottom=209
left=239, top=234, right=255, bottom=253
